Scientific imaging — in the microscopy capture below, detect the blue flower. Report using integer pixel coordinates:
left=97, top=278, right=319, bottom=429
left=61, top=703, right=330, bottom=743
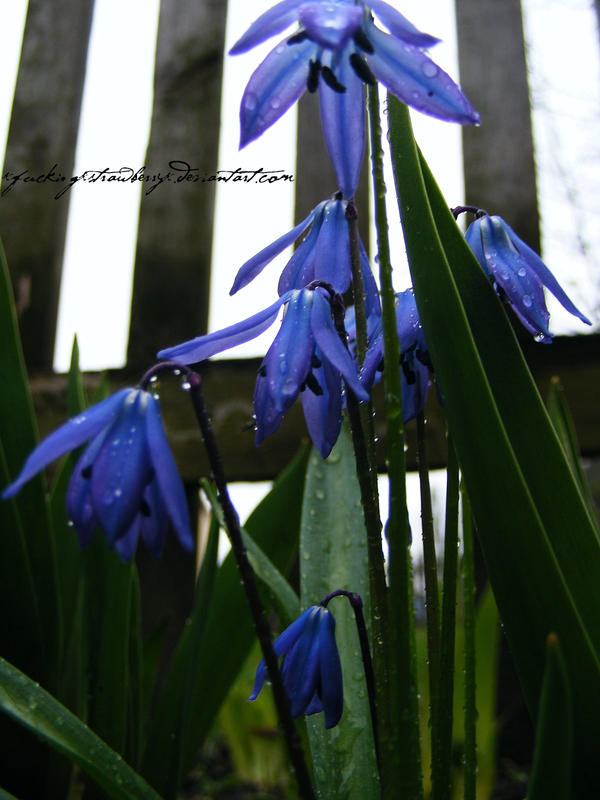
left=249, top=605, right=343, bottom=728
left=465, top=214, right=592, bottom=342
left=349, top=288, right=431, bottom=422
left=231, top=0, right=479, bottom=198
left=2, top=388, right=194, bottom=561
left=158, top=286, right=369, bottom=459
left=231, top=193, right=380, bottom=317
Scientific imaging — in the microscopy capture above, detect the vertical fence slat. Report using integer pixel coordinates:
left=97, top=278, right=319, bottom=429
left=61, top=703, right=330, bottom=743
left=0, top=0, right=96, bottom=372
left=127, top=0, right=228, bottom=369
left=455, top=0, right=540, bottom=249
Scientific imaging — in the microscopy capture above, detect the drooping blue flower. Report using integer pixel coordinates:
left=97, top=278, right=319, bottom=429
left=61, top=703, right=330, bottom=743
left=348, top=288, right=431, bottom=422
left=231, top=0, right=479, bottom=198
left=230, top=193, right=380, bottom=318
left=465, top=214, right=592, bottom=343
left=2, top=388, right=194, bottom=561
left=249, top=605, right=343, bottom=728
left=158, top=286, right=369, bottom=459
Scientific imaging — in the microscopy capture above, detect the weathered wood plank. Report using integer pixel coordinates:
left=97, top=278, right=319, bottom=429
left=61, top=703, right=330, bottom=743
left=127, top=0, right=228, bottom=368
left=0, top=0, right=96, bottom=370
left=29, top=335, right=600, bottom=482
left=455, top=0, right=540, bottom=248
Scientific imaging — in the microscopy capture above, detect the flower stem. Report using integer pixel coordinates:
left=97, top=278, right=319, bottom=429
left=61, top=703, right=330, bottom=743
left=461, top=485, right=477, bottom=800
left=321, top=590, right=379, bottom=767
left=186, top=371, right=315, bottom=800
left=368, top=82, right=423, bottom=798
left=416, top=411, right=442, bottom=763
left=433, top=435, right=460, bottom=800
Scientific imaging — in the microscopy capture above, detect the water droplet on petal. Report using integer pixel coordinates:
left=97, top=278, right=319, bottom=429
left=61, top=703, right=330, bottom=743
left=244, top=93, right=258, bottom=111
left=421, top=61, right=438, bottom=78
left=522, top=294, right=533, bottom=308
left=270, top=96, right=281, bottom=110
left=518, top=267, right=527, bottom=277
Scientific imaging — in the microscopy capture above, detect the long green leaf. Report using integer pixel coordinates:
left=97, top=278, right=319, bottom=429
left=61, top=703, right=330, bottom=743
left=387, top=96, right=600, bottom=797
left=300, top=423, right=380, bottom=800
left=0, top=657, right=163, bottom=800
left=527, top=634, right=572, bottom=800
left=202, top=479, right=300, bottom=625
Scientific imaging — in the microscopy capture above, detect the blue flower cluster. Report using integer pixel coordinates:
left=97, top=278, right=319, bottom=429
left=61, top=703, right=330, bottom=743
left=231, top=0, right=479, bottom=198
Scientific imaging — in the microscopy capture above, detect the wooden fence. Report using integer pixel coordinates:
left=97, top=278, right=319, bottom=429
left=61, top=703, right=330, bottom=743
left=1, top=0, right=599, bottom=482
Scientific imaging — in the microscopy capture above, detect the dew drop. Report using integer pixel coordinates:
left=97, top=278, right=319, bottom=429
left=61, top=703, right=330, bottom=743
left=517, top=267, right=527, bottom=277
left=244, top=93, right=258, bottom=111
left=522, top=294, right=533, bottom=308
left=270, top=97, right=282, bottom=110
left=421, top=61, right=438, bottom=78
left=315, top=488, right=325, bottom=500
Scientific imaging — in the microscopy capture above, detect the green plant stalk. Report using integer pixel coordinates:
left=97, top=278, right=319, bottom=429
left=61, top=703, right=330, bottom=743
left=186, top=371, right=315, bottom=800
left=461, top=488, right=477, bottom=800
left=367, top=82, right=423, bottom=798
left=433, top=437, right=459, bottom=800
left=416, top=412, right=442, bottom=787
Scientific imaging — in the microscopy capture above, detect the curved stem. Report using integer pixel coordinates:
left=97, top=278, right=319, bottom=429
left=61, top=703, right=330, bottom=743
left=186, top=372, right=315, bottom=800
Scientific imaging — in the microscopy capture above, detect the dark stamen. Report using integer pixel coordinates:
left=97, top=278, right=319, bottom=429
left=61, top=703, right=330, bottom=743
left=288, top=29, right=308, bottom=45
left=305, top=372, right=324, bottom=396
left=321, top=66, right=346, bottom=93
left=349, top=53, right=376, bottom=85
left=140, top=499, right=151, bottom=517
left=307, top=60, right=321, bottom=93
left=311, top=354, right=322, bottom=369
left=353, top=29, right=374, bottom=54
left=81, top=465, right=93, bottom=479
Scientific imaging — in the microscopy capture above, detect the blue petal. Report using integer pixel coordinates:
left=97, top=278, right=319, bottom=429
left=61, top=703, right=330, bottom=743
left=264, top=290, right=314, bottom=413
left=480, top=216, right=552, bottom=339
left=301, top=351, right=343, bottom=458
left=114, top=518, right=142, bottom=562
left=360, top=241, right=381, bottom=318
left=281, top=608, right=322, bottom=716
left=368, top=0, right=440, bottom=47
left=145, top=393, right=194, bottom=552
left=299, top=3, right=362, bottom=49
left=230, top=207, right=317, bottom=295
left=401, top=354, right=430, bottom=423
left=138, top=480, right=170, bottom=558
left=464, top=218, right=486, bottom=272
left=239, top=36, right=315, bottom=148
left=317, top=608, right=343, bottom=728
left=319, top=51, right=365, bottom=199
left=229, top=0, right=303, bottom=55
left=66, top=432, right=108, bottom=547
left=360, top=327, right=384, bottom=391
left=158, top=294, right=290, bottom=364
left=278, top=204, right=326, bottom=295
left=365, top=24, right=479, bottom=125
left=249, top=606, right=315, bottom=701
left=395, top=289, right=421, bottom=351
left=311, top=291, right=369, bottom=401
left=2, top=388, right=133, bottom=499
left=89, top=391, right=153, bottom=545
left=312, top=197, right=352, bottom=293
left=501, top=218, right=592, bottom=326
left=254, top=371, right=285, bottom=446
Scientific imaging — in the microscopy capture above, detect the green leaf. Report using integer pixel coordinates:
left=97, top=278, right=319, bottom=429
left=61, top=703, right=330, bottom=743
left=201, top=479, right=300, bottom=625
left=0, top=657, right=163, bottom=800
left=527, top=634, right=572, bottom=800
left=387, top=97, right=600, bottom=797
left=546, top=377, right=599, bottom=532
left=300, top=423, right=380, bottom=800
left=0, top=237, right=61, bottom=688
